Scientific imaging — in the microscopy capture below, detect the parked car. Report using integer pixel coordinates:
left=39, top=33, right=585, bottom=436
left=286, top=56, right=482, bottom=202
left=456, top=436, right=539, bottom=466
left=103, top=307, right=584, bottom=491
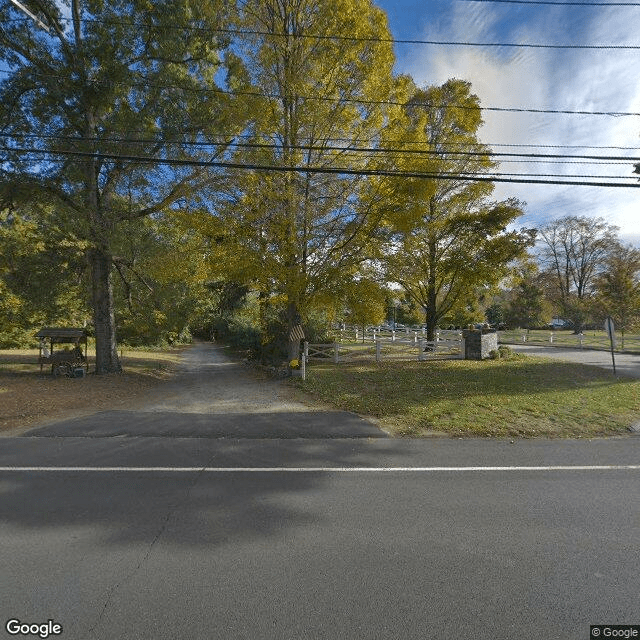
left=548, top=317, right=573, bottom=329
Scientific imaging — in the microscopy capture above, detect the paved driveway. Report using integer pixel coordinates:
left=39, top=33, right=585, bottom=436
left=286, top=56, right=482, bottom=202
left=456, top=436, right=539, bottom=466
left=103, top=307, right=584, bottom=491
left=509, top=343, right=640, bottom=378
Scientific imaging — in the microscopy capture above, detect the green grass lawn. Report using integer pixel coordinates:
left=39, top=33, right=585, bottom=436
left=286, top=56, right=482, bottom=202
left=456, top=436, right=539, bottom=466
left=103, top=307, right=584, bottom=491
left=293, top=355, right=640, bottom=438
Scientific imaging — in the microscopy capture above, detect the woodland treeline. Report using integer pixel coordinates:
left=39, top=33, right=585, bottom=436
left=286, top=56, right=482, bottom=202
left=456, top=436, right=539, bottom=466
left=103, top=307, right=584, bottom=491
left=1, top=1, right=638, bottom=369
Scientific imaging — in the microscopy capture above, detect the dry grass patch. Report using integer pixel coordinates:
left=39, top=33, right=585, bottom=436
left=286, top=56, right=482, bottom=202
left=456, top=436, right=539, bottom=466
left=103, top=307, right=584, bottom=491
left=0, top=348, right=183, bottom=433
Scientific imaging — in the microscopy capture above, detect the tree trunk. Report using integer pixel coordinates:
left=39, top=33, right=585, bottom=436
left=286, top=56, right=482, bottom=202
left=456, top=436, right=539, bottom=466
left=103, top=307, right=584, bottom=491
left=90, top=247, right=122, bottom=374
left=426, top=312, right=438, bottom=344
left=286, top=300, right=301, bottom=363
left=426, top=231, right=438, bottom=343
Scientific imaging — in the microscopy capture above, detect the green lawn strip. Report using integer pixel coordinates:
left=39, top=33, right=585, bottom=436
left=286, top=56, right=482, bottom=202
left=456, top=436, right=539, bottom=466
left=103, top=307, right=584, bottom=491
left=293, top=356, right=640, bottom=438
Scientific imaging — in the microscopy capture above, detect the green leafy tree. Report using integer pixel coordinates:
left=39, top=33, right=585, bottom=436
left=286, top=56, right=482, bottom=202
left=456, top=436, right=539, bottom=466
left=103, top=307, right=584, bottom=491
left=343, top=278, right=387, bottom=340
left=505, top=280, right=550, bottom=329
left=206, top=0, right=398, bottom=361
left=1, top=0, right=240, bottom=371
left=595, top=243, right=640, bottom=347
left=0, top=204, right=90, bottom=346
left=383, top=79, right=534, bottom=341
left=111, top=214, right=213, bottom=346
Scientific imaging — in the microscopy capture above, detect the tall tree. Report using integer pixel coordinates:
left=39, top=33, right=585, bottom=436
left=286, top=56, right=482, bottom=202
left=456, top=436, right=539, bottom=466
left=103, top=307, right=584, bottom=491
left=537, top=215, right=618, bottom=332
left=0, top=0, right=240, bottom=371
left=383, top=79, right=534, bottom=341
left=206, top=0, right=398, bottom=361
left=595, top=243, right=640, bottom=346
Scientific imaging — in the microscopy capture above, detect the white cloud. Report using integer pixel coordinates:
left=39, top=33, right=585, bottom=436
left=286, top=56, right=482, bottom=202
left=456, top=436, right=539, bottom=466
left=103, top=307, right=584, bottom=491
left=400, top=3, right=640, bottom=245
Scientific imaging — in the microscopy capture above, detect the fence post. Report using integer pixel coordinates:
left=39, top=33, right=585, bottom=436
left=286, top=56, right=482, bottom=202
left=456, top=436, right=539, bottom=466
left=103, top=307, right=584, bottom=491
left=460, top=338, right=466, bottom=359
left=376, top=339, right=381, bottom=363
left=334, top=342, right=340, bottom=364
left=302, top=342, right=308, bottom=381
left=355, top=328, right=358, bottom=341
left=522, top=334, right=527, bottom=343
left=392, top=330, right=396, bottom=342
left=549, top=332, right=554, bottom=343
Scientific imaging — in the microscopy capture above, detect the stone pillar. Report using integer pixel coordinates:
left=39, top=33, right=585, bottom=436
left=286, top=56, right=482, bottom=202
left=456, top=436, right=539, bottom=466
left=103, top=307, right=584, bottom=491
left=462, top=329, right=498, bottom=360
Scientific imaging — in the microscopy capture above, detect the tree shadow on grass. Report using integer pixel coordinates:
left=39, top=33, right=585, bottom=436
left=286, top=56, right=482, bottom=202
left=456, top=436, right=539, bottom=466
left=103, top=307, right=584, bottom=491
left=314, top=358, right=638, bottom=400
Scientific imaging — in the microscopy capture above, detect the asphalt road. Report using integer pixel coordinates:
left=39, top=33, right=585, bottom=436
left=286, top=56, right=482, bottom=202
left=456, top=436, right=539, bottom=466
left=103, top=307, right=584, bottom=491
left=509, top=343, right=640, bottom=378
left=2, top=435, right=640, bottom=640
left=1, top=343, right=639, bottom=640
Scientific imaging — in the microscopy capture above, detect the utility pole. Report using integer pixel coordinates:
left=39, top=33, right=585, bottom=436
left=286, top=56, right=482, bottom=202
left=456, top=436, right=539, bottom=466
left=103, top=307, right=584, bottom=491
left=8, top=0, right=50, bottom=32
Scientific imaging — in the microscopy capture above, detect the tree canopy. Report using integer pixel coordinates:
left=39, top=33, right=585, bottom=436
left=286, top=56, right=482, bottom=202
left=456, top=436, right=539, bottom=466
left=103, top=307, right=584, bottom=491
left=381, top=79, right=535, bottom=340
left=6, top=1, right=620, bottom=362
left=1, top=0, right=242, bottom=370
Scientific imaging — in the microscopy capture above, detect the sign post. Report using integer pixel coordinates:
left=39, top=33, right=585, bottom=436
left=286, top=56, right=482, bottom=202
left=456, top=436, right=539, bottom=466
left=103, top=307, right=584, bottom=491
left=604, top=316, right=617, bottom=375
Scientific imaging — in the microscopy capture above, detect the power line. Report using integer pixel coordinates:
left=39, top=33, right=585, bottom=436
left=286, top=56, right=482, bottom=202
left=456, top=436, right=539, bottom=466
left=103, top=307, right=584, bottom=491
left=2, top=145, right=639, bottom=188
left=3, top=134, right=640, bottom=162
left=5, top=129, right=637, bottom=155
left=1, top=68, right=638, bottom=118
left=3, top=16, right=639, bottom=49
left=460, top=0, right=640, bottom=5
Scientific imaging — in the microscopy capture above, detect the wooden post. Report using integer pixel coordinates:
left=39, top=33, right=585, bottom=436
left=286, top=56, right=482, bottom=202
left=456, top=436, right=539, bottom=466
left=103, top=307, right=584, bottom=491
left=302, top=342, right=308, bottom=381
left=376, top=339, right=381, bottom=363
left=334, top=342, right=339, bottom=364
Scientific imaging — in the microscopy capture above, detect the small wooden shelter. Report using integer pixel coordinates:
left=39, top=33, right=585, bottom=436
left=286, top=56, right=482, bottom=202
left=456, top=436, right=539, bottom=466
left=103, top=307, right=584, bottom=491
left=35, top=327, right=88, bottom=376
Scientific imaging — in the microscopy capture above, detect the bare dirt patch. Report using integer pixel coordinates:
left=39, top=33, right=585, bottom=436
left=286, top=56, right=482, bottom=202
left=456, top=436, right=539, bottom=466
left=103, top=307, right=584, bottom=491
left=0, top=349, right=182, bottom=434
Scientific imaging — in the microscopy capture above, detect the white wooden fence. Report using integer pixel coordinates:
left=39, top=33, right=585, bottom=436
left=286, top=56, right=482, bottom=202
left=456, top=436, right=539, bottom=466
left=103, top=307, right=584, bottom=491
left=300, top=331, right=464, bottom=380
left=498, top=330, right=640, bottom=353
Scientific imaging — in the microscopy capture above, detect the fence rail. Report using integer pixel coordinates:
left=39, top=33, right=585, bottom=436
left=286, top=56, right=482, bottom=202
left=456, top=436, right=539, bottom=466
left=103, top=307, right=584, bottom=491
left=301, top=334, right=464, bottom=379
left=498, top=330, right=640, bottom=353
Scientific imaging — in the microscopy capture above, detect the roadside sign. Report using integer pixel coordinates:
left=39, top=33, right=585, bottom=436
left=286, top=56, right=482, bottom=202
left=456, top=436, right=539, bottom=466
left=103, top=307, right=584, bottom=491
left=604, top=316, right=617, bottom=375
left=604, top=317, right=616, bottom=347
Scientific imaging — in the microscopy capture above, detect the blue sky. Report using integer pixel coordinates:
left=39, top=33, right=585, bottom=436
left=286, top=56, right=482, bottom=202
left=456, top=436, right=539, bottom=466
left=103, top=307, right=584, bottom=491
left=375, top=0, right=640, bottom=245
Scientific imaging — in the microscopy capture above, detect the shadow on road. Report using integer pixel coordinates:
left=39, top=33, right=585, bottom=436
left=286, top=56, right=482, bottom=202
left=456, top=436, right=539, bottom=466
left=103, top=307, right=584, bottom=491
left=0, top=436, right=405, bottom=549
left=25, top=410, right=386, bottom=439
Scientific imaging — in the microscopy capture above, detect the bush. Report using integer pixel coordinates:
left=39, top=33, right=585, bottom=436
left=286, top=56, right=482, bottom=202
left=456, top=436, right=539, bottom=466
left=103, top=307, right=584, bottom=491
left=211, top=316, right=262, bottom=356
left=489, top=345, right=516, bottom=360
left=498, top=345, right=514, bottom=358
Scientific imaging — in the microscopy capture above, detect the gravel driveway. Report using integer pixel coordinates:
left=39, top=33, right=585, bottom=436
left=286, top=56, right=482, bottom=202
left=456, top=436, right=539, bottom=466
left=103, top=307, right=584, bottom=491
left=25, top=342, right=386, bottom=439
left=134, top=341, right=319, bottom=414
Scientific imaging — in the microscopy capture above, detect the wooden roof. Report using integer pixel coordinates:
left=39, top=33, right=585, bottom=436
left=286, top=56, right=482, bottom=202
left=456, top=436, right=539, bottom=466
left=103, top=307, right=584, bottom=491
left=35, top=327, right=87, bottom=339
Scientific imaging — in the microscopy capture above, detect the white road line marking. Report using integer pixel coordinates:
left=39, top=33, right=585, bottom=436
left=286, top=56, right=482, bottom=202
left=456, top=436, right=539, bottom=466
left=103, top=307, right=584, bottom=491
left=0, top=465, right=639, bottom=472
